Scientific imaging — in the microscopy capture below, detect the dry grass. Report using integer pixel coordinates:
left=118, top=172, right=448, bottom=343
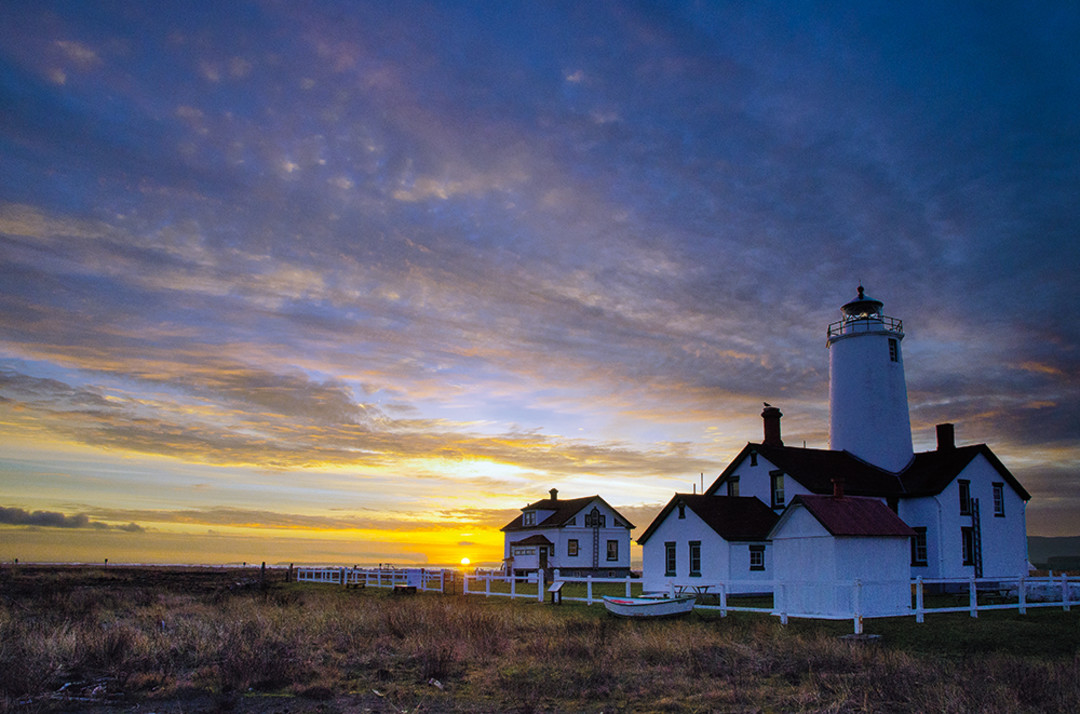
left=1, top=565, right=1078, bottom=713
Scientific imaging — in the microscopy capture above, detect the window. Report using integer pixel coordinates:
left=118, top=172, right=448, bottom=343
left=567, top=539, right=579, bottom=557
left=606, top=540, right=619, bottom=561
left=993, top=483, right=1005, bottom=517
left=689, top=541, right=701, bottom=576
left=727, top=476, right=740, bottom=497
left=910, top=527, right=928, bottom=566
left=750, top=451, right=758, bottom=467
left=677, top=503, right=686, bottom=519
left=770, top=471, right=785, bottom=508
left=664, top=542, right=676, bottom=576
left=961, top=526, right=975, bottom=566
left=888, top=338, right=899, bottom=363
left=523, top=511, right=535, bottom=526
left=959, top=480, right=971, bottom=515
left=749, top=545, right=765, bottom=571
left=585, top=508, right=606, bottom=528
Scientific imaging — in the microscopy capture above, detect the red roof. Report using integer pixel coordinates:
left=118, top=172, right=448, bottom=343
left=784, top=495, right=915, bottom=537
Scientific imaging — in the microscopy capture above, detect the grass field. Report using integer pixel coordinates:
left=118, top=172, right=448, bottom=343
left=1, top=565, right=1078, bottom=713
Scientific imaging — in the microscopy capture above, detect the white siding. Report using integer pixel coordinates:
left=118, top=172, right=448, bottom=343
left=719, top=453, right=812, bottom=511
left=772, top=505, right=911, bottom=618
left=640, top=505, right=771, bottom=593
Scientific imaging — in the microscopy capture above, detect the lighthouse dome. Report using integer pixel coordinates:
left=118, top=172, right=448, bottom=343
left=841, top=285, right=883, bottom=320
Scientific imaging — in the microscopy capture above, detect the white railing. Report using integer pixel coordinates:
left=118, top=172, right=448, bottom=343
left=301, top=567, right=1078, bottom=636
left=913, top=574, right=1078, bottom=621
left=463, top=571, right=639, bottom=603
left=295, top=566, right=449, bottom=593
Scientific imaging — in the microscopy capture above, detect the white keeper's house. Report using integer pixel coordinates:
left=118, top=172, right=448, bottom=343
left=641, top=287, right=1031, bottom=593
left=502, top=489, right=635, bottom=578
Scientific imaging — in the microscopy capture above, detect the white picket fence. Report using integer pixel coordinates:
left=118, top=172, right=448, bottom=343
left=295, top=566, right=450, bottom=593
left=461, top=570, right=1079, bottom=635
left=463, top=571, right=637, bottom=603
left=294, top=565, right=1078, bottom=635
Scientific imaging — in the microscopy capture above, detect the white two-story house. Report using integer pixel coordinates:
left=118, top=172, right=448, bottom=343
left=502, top=489, right=634, bottom=578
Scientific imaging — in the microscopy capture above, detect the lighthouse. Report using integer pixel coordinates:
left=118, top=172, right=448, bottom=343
left=827, top=287, right=914, bottom=472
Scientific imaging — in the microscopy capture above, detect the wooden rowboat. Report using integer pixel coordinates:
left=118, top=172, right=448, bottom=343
left=602, top=593, right=696, bottom=618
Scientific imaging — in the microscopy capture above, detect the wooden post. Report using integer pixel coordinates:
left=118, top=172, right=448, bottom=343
left=853, top=579, right=863, bottom=635
left=915, top=577, right=924, bottom=623
left=586, top=575, right=593, bottom=605
left=969, top=574, right=978, bottom=618
left=1018, top=575, right=1026, bottom=614
left=625, top=574, right=632, bottom=597
left=778, top=582, right=788, bottom=625
left=537, top=571, right=545, bottom=603
left=1063, top=574, right=1071, bottom=612
left=719, top=582, right=727, bottom=618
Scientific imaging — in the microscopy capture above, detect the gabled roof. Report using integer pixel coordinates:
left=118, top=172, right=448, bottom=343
left=772, top=495, right=916, bottom=538
left=501, top=495, right=635, bottom=532
left=707, top=441, right=1030, bottom=501
left=902, top=445, right=1031, bottom=500
left=638, top=494, right=778, bottom=545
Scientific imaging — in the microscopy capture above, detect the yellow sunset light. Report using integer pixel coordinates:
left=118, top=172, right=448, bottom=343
left=460, top=557, right=471, bottom=566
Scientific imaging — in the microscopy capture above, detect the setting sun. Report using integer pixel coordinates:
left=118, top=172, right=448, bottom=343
left=460, top=557, right=471, bottom=566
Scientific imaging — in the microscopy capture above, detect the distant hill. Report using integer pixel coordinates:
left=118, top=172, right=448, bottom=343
left=1028, top=536, right=1080, bottom=566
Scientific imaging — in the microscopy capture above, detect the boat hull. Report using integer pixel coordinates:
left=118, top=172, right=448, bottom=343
left=602, top=594, right=696, bottom=618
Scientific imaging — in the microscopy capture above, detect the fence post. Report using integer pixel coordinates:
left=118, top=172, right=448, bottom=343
left=537, top=571, right=545, bottom=603
left=510, top=573, right=516, bottom=599
left=915, top=577, right=924, bottom=623
left=853, top=579, right=863, bottom=635
left=486, top=574, right=491, bottom=598
left=587, top=575, right=593, bottom=605
left=1018, top=575, right=1026, bottom=614
left=719, top=582, right=727, bottom=618
left=778, top=582, right=788, bottom=625
left=969, top=574, right=978, bottom=618
left=1063, top=574, right=1071, bottom=612
left=625, top=574, right=632, bottom=597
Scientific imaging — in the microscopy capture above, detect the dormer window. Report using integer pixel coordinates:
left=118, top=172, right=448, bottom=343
left=523, top=511, right=536, bottom=526
left=584, top=507, right=606, bottom=528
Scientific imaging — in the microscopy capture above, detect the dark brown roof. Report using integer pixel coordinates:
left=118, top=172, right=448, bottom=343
left=780, top=495, right=915, bottom=537
left=707, top=442, right=1029, bottom=501
left=501, top=495, right=635, bottom=532
left=638, top=494, right=779, bottom=545
left=511, top=534, right=554, bottom=546
left=902, top=445, right=1031, bottom=500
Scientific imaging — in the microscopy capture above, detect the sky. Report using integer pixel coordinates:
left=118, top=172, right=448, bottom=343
left=1, top=1, right=1078, bottom=567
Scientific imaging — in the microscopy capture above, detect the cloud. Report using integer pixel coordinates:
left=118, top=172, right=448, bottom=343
left=0, top=506, right=143, bottom=532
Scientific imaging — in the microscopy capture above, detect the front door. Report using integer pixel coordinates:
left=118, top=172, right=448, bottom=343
left=538, top=546, right=548, bottom=572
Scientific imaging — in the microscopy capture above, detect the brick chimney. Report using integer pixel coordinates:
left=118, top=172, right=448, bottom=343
left=762, top=404, right=783, bottom=446
left=549, top=488, right=558, bottom=501
left=936, top=423, right=955, bottom=451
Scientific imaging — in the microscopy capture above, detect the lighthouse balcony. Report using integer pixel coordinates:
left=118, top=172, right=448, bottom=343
left=827, top=314, right=903, bottom=339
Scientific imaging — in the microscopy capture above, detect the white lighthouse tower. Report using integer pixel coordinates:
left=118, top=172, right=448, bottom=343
left=827, top=286, right=914, bottom=472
